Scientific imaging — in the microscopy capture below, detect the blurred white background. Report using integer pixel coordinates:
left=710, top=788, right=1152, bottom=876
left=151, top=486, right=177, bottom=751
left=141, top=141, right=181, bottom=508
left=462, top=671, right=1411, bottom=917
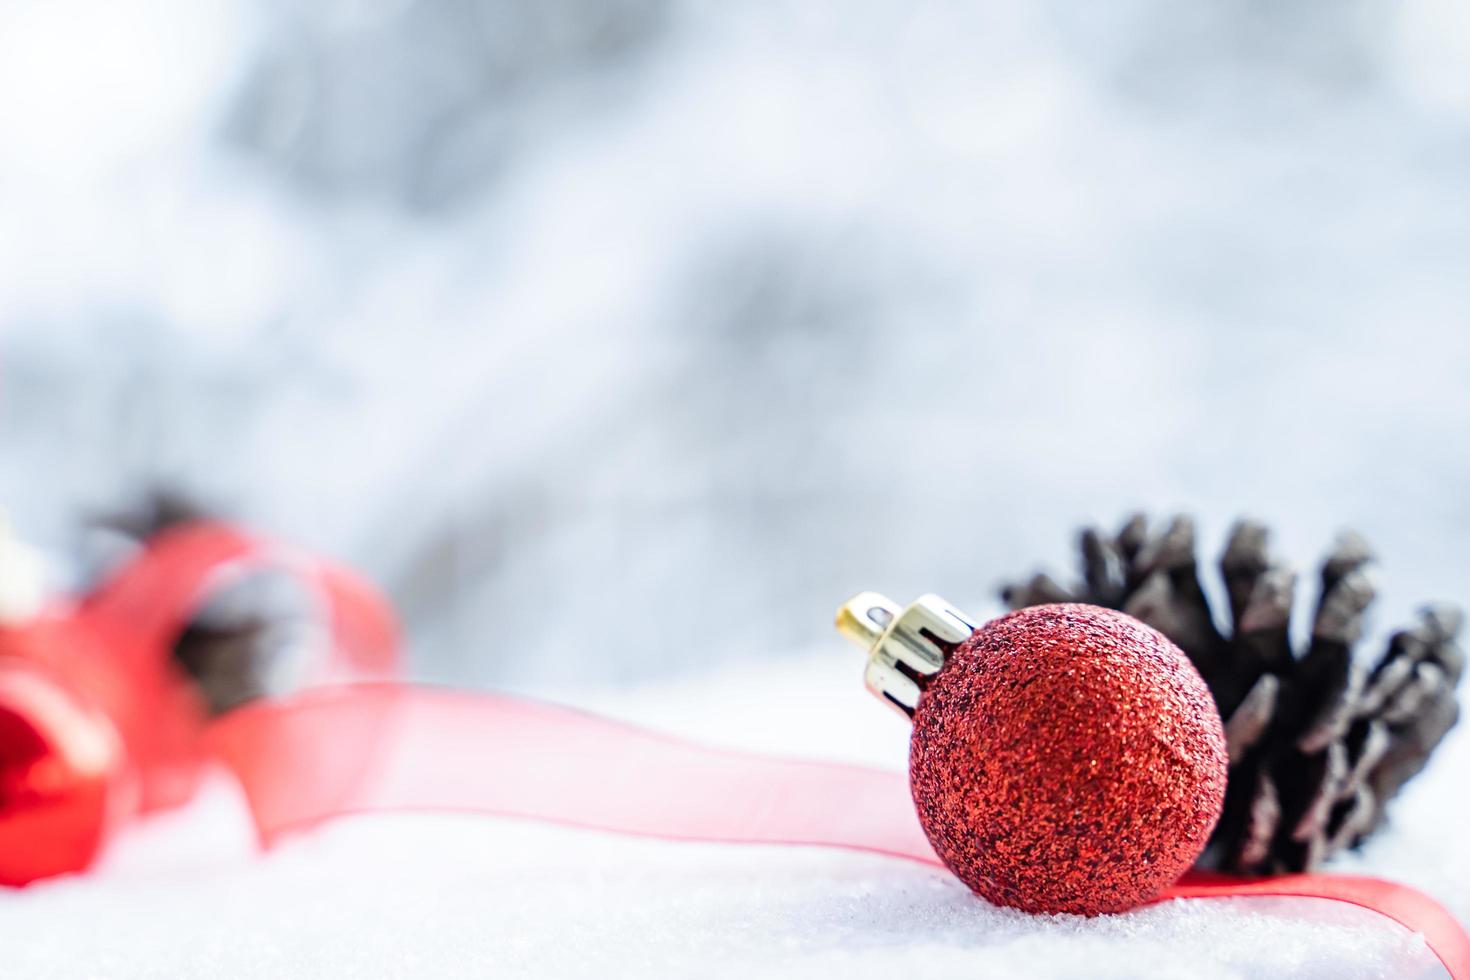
left=2, top=0, right=1469, bottom=688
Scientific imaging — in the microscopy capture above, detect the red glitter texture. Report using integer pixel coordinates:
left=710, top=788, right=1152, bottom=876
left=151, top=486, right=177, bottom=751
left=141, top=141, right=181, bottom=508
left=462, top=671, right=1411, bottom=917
left=909, top=603, right=1228, bottom=916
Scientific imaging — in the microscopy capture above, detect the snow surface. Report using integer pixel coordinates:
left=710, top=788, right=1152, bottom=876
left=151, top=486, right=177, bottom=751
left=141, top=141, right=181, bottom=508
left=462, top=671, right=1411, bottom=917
left=4, top=651, right=1462, bottom=979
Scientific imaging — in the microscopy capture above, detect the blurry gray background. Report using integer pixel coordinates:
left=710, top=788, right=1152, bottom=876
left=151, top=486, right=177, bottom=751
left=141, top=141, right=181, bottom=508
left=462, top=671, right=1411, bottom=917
left=2, top=0, right=1468, bottom=689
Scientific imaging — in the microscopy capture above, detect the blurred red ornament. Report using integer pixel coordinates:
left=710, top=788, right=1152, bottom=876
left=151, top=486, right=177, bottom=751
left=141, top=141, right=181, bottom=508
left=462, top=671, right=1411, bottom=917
left=0, top=523, right=399, bottom=886
left=0, top=649, right=129, bottom=887
left=838, top=595, right=1228, bottom=915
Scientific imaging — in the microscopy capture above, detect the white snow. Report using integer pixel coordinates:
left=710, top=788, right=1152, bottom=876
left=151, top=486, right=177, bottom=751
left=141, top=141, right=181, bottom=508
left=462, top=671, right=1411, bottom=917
left=4, top=650, right=1462, bottom=979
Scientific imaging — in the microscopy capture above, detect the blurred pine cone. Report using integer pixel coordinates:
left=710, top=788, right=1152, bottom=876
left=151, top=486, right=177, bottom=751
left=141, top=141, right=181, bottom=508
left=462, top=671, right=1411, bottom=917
left=1000, top=514, right=1464, bottom=874
left=87, top=492, right=310, bottom=715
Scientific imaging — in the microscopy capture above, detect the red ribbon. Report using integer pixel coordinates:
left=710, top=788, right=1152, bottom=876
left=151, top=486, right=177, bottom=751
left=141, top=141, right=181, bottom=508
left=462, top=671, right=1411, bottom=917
left=19, top=523, right=1470, bottom=977
left=201, top=684, right=1470, bottom=979
left=77, top=521, right=401, bottom=813
left=80, top=521, right=399, bottom=687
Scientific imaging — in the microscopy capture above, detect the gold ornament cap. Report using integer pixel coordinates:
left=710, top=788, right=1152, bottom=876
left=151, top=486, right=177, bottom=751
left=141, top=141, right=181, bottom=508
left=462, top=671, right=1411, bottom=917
left=835, top=592, right=976, bottom=718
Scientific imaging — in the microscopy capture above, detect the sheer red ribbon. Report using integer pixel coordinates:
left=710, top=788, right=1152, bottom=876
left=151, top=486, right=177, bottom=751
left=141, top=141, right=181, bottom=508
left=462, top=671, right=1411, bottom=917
left=80, top=521, right=399, bottom=687
left=77, top=521, right=400, bottom=812
left=91, top=525, right=1470, bottom=978
left=202, top=685, right=1470, bottom=979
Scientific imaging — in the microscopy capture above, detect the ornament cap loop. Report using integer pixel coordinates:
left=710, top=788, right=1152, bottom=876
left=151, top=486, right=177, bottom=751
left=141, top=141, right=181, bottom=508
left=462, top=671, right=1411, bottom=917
left=835, top=592, right=976, bottom=719
left=834, top=592, right=902, bottom=650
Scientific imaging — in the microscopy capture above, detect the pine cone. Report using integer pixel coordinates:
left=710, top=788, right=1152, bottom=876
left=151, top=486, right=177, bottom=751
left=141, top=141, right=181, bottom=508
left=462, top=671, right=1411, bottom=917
left=87, top=492, right=311, bottom=715
left=1000, top=514, right=1464, bottom=874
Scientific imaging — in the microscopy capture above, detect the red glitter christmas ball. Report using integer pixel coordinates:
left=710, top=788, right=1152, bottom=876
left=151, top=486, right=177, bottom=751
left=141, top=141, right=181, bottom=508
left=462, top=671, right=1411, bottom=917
left=909, top=603, right=1227, bottom=915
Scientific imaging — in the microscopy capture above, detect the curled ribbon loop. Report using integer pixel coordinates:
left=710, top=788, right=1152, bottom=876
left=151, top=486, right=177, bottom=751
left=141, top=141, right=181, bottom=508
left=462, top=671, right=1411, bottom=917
left=77, top=521, right=400, bottom=813
left=81, top=522, right=399, bottom=686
